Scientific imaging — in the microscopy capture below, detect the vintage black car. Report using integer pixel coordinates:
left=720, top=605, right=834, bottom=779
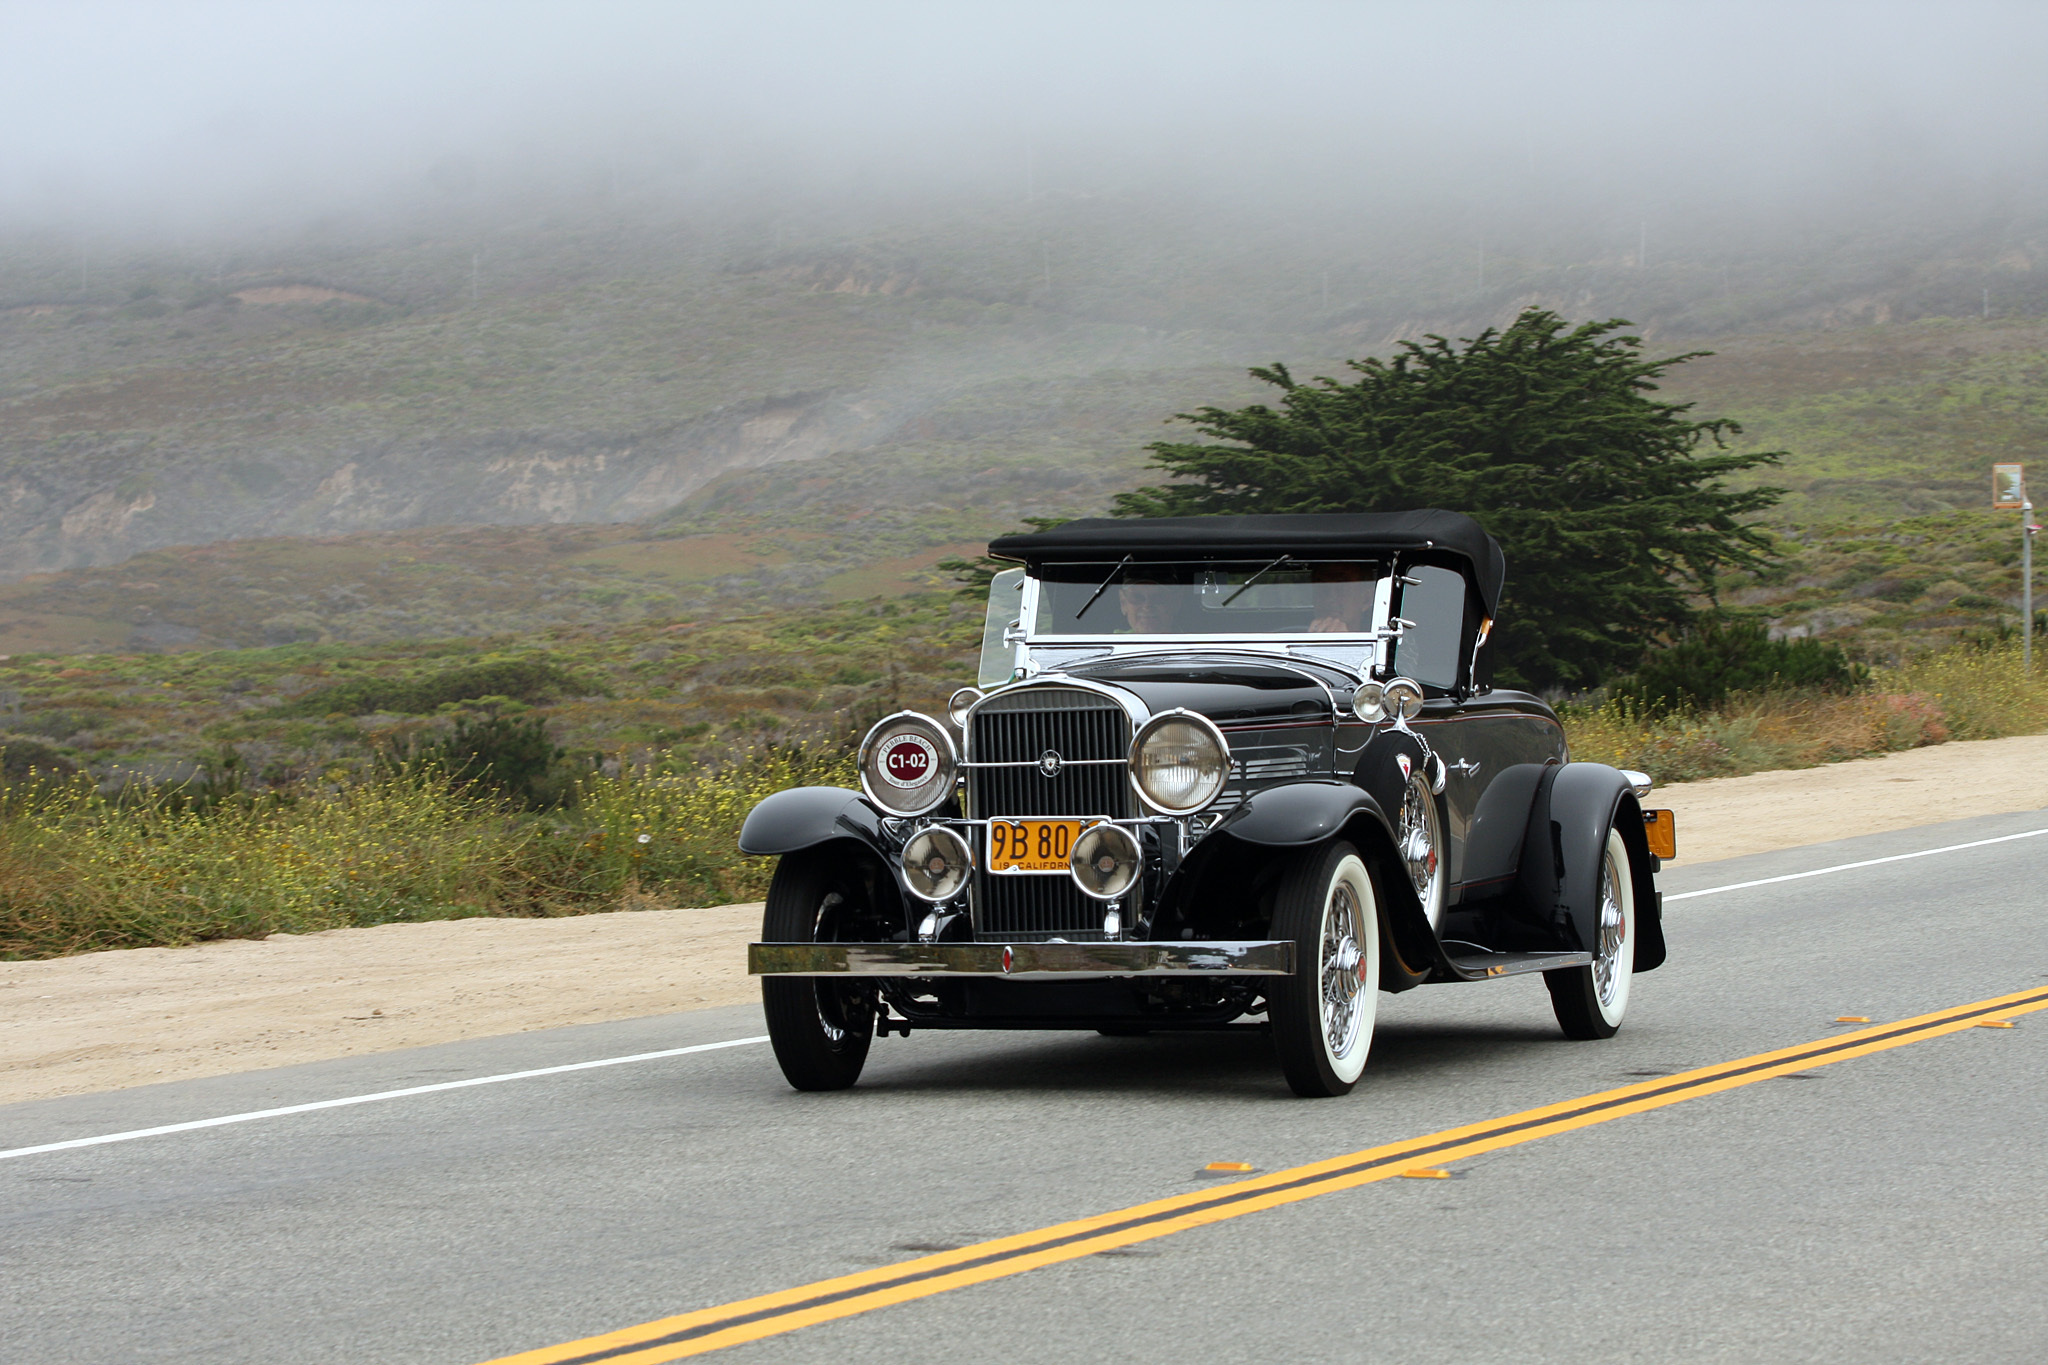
left=743, top=511, right=1672, bottom=1097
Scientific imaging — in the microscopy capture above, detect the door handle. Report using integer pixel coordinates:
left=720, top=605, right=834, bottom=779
left=1449, top=758, right=1482, bottom=777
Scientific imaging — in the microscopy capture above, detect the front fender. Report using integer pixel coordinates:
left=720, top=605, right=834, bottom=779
left=1156, top=781, right=1433, bottom=989
left=737, top=786, right=890, bottom=856
left=1207, top=780, right=1389, bottom=847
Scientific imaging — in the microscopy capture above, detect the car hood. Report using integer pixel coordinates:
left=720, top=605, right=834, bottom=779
left=1058, top=654, right=1339, bottom=725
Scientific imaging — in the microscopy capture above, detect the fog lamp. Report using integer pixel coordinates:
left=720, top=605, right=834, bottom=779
left=901, top=826, right=972, bottom=902
left=1069, top=822, right=1142, bottom=901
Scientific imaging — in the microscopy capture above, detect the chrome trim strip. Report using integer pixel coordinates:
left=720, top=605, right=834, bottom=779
left=960, top=757, right=1129, bottom=769
left=748, top=940, right=1295, bottom=977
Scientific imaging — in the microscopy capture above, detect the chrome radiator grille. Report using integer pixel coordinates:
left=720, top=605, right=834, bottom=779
left=967, top=686, right=1136, bottom=942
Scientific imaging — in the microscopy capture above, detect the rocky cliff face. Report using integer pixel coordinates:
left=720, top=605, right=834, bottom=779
left=0, top=390, right=905, bottom=579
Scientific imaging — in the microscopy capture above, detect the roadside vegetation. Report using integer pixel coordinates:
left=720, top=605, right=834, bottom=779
left=3, top=580, right=2044, bottom=958
left=0, top=593, right=970, bottom=958
left=1566, top=637, right=2047, bottom=781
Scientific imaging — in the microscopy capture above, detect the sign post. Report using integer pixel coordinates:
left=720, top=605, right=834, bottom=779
left=1995, top=464, right=2036, bottom=672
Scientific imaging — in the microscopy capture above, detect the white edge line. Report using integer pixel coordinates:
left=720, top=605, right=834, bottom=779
left=0, top=1035, right=769, bottom=1161
left=1664, top=826, right=2048, bottom=902
left=10, top=824, right=2045, bottom=1164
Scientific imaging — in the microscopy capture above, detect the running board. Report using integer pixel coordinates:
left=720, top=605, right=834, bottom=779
left=1441, top=950, right=1593, bottom=981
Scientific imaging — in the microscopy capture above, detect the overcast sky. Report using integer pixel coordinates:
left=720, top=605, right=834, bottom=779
left=3, top=0, right=2044, bottom=235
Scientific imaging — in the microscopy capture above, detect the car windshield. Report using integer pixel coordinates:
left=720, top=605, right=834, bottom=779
left=1031, top=559, right=1382, bottom=637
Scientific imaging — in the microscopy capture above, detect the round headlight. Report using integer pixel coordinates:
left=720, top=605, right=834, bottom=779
left=901, top=825, right=972, bottom=902
left=1352, top=679, right=1388, bottom=723
left=1069, top=822, right=1142, bottom=901
left=947, top=687, right=983, bottom=728
left=859, top=712, right=956, bottom=816
left=1128, top=711, right=1229, bottom=815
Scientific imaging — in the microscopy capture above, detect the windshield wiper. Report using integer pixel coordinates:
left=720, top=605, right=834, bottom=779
left=1220, top=554, right=1292, bottom=607
left=1074, top=555, right=1133, bottom=620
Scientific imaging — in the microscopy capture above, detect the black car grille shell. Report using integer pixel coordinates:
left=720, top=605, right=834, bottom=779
left=966, top=686, right=1135, bottom=942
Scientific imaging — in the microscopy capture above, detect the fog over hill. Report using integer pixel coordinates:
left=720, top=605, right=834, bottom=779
left=2, top=0, right=2046, bottom=582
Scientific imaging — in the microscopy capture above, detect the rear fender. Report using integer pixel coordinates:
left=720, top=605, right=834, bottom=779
left=1515, top=763, right=1666, bottom=971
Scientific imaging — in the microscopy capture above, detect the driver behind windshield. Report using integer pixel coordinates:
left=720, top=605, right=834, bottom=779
left=1117, top=574, right=1180, bottom=634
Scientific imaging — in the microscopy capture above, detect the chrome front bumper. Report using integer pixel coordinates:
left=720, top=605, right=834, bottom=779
left=748, top=940, right=1295, bottom=978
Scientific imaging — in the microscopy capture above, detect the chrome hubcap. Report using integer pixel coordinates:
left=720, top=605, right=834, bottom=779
left=1320, top=882, right=1367, bottom=1059
left=1594, top=849, right=1628, bottom=1007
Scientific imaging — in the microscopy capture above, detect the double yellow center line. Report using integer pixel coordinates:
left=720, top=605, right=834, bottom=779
left=485, top=984, right=2046, bottom=1365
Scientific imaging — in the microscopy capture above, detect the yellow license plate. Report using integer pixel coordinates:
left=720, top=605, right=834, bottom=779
left=987, top=819, right=1095, bottom=874
left=1643, top=809, right=1677, bottom=860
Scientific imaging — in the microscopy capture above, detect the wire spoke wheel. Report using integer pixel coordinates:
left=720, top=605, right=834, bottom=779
left=1320, top=878, right=1368, bottom=1060
left=1270, top=841, right=1382, bottom=1097
left=1546, top=825, right=1636, bottom=1040
left=1592, top=841, right=1628, bottom=1009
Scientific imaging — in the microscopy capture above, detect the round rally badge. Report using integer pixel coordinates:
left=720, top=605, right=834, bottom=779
left=880, top=733, right=939, bottom=788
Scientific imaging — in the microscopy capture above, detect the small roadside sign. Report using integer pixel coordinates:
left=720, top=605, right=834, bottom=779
left=1994, top=462, right=2026, bottom=508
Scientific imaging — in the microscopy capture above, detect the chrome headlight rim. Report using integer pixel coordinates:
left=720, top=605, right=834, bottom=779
left=901, top=824, right=973, bottom=903
left=1068, top=821, right=1143, bottom=902
left=1126, top=708, right=1231, bottom=816
left=858, top=711, right=957, bottom=817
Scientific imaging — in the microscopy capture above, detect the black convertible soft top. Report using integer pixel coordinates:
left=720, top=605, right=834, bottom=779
left=987, top=510, right=1506, bottom=615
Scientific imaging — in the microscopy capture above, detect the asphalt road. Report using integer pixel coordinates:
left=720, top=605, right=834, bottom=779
left=4, top=809, right=2046, bottom=1365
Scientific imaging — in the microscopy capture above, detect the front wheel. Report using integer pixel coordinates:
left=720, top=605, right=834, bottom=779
left=1268, top=841, right=1383, bottom=1098
left=761, top=850, right=879, bottom=1091
left=1545, top=826, right=1636, bottom=1040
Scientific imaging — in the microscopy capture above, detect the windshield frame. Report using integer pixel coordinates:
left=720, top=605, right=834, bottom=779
left=1018, top=560, right=1393, bottom=645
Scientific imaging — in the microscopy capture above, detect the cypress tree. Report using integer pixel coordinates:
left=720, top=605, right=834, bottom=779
left=1113, top=309, right=1786, bottom=690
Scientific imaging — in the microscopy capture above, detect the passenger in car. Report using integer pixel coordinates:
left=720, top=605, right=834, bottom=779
left=1309, top=562, right=1371, bottom=633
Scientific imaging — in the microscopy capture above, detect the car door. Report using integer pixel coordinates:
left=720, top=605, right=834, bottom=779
left=1390, top=565, right=1485, bottom=883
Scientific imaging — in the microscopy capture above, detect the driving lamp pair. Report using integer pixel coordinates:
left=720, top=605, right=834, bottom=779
left=1352, top=677, right=1425, bottom=724
left=897, top=822, right=1140, bottom=904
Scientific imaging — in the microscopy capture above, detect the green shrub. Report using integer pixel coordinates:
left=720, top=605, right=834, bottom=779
left=276, top=658, right=603, bottom=717
left=1609, top=619, right=1867, bottom=714
left=0, top=736, right=79, bottom=782
left=380, top=713, right=582, bottom=808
